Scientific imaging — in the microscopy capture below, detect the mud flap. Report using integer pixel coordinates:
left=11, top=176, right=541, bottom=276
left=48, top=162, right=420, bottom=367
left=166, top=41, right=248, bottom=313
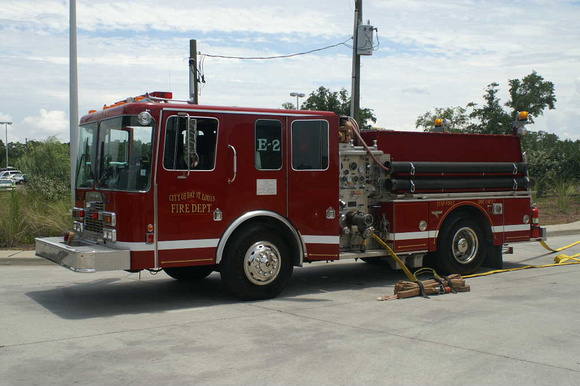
left=484, top=245, right=503, bottom=269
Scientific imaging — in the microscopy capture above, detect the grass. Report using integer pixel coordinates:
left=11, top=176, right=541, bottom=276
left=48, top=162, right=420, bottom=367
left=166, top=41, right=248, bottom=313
left=0, top=188, right=72, bottom=248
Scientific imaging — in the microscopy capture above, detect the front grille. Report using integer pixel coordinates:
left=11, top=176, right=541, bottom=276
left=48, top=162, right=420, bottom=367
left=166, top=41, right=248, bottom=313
left=84, top=201, right=104, bottom=240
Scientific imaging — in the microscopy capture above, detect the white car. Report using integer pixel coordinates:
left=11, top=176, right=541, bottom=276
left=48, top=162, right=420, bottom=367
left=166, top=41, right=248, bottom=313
left=0, top=170, right=22, bottom=179
left=0, top=178, right=15, bottom=190
left=9, top=173, right=25, bottom=184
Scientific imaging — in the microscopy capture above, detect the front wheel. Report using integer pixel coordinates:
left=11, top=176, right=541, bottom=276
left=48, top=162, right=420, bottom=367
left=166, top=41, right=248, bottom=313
left=220, top=225, right=293, bottom=300
left=435, top=216, right=487, bottom=275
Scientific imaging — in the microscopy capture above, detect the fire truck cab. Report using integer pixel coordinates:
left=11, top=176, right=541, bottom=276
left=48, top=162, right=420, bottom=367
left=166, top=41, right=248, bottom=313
left=36, top=92, right=546, bottom=299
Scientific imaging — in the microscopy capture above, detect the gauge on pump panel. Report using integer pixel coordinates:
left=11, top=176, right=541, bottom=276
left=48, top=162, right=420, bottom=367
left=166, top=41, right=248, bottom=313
left=349, top=161, right=358, bottom=171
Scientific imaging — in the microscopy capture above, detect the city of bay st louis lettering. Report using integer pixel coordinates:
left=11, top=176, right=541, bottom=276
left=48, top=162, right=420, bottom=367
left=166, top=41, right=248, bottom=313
left=168, top=190, right=216, bottom=214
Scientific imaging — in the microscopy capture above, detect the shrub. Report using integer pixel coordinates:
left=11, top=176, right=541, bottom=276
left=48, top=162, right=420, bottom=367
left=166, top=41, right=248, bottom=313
left=549, top=178, right=577, bottom=212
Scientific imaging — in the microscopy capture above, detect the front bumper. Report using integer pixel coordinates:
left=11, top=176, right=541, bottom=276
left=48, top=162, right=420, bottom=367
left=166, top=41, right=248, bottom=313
left=35, top=237, right=131, bottom=272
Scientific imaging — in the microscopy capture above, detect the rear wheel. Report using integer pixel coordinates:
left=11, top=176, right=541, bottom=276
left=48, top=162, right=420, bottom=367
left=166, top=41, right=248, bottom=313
left=220, top=225, right=293, bottom=300
left=435, top=215, right=487, bottom=275
left=164, top=265, right=214, bottom=281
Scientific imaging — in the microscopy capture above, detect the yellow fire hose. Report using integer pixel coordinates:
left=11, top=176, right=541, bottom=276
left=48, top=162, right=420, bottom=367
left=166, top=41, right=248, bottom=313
left=372, top=234, right=416, bottom=281
left=372, top=233, right=580, bottom=280
left=539, top=240, right=580, bottom=263
left=464, top=239, right=580, bottom=278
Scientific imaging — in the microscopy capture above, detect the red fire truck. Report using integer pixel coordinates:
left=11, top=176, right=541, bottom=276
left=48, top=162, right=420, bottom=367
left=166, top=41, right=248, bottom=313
left=36, top=92, right=546, bottom=299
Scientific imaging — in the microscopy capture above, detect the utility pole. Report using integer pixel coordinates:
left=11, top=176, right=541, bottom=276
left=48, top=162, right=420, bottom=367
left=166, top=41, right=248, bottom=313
left=189, top=39, right=199, bottom=104
left=350, top=0, right=362, bottom=128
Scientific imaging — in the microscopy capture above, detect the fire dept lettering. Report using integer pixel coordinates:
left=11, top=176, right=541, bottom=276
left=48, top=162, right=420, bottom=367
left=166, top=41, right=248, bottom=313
left=168, top=190, right=216, bottom=215
left=170, top=203, right=213, bottom=214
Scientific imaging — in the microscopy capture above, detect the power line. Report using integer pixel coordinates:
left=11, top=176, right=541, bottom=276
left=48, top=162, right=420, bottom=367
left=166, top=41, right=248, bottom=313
left=201, top=37, right=353, bottom=60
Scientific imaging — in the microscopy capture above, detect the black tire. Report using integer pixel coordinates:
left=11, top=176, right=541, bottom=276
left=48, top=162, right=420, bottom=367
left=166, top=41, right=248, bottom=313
left=220, top=225, right=293, bottom=300
left=435, top=215, right=487, bottom=275
left=164, top=265, right=214, bottom=281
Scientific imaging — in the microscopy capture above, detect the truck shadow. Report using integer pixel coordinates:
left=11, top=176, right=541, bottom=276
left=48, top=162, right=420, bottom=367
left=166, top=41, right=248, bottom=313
left=26, top=261, right=402, bottom=320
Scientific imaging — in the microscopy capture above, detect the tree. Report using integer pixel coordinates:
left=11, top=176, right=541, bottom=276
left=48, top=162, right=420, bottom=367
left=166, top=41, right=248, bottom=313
left=467, top=82, right=512, bottom=134
left=301, top=86, right=348, bottom=114
left=415, top=106, right=470, bottom=132
left=281, top=102, right=295, bottom=110
left=506, top=71, right=556, bottom=120
left=417, top=72, right=557, bottom=135
left=16, top=137, right=70, bottom=201
left=285, top=86, right=377, bottom=129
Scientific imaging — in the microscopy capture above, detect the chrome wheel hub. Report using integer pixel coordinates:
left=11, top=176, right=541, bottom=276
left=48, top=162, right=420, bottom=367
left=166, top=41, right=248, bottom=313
left=452, top=227, right=478, bottom=264
left=244, top=241, right=281, bottom=285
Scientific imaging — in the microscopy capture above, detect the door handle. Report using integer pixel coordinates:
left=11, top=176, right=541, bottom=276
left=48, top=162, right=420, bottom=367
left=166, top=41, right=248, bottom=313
left=228, top=145, right=237, bottom=184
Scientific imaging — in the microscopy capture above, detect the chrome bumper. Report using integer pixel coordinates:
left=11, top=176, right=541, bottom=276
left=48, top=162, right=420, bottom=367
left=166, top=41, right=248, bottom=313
left=35, top=237, right=131, bottom=272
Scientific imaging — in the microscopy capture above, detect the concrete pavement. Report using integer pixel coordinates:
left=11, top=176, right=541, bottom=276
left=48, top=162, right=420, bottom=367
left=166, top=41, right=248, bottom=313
left=1, top=233, right=580, bottom=385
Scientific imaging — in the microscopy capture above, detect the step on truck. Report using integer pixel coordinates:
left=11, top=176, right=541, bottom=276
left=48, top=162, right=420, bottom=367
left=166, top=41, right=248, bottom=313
left=36, top=92, right=546, bottom=299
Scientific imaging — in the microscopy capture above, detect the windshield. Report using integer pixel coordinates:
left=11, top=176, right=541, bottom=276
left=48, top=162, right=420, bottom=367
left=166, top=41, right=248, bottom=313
left=76, top=116, right=154, bottom=192
left=76, top=123, right=97, bottom=188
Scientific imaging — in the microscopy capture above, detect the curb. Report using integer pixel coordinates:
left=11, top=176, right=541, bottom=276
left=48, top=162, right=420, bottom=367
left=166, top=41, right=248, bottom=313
left=0, top=258, right=52, bottom=266
left=0, top=250, right=52, bottom=266
left=547, top=229, right=580, bottom=237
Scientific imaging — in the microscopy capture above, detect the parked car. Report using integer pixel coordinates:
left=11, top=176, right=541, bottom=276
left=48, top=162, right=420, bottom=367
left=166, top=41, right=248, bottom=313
left=0, top=178, right=15, bottom=190
left=0, top=169, right=22, bottom=179
left=9, top=173, right=26, bottom=184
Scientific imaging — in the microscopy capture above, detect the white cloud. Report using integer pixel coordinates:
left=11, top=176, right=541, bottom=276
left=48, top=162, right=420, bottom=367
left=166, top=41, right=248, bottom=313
left=19, top=110, right=69, bottom=143
left=1, top=0, right=579, bottom=142
left=3, top=0, right=343, bottom=36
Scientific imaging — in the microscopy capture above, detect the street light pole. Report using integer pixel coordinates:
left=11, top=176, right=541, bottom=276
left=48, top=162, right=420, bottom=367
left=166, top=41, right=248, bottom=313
left=290, top=92, right=305, bottom=110
left=350, top=0, right=362, bottom=127
left=0, top=122, right=12, bottom=168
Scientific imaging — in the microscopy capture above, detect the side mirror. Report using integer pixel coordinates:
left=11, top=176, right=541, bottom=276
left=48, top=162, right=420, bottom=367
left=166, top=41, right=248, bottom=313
left=184, top=117, right=199, bottom=168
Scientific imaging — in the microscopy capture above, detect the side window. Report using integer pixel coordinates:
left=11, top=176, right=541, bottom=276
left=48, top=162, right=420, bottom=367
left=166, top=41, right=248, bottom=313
left=255, top=120, right=282, bottom=170
left=164, top=116, right=218, bottom=170
left=292, top=120, right=329, bottom=170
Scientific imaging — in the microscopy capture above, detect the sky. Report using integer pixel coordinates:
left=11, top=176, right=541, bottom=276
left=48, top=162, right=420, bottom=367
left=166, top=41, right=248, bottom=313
left=1, top=0, right=580, bottom=145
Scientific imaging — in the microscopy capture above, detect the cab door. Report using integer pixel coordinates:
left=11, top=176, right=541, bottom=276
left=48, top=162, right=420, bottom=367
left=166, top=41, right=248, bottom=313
left=155, top=110, right=226, bottom=268
left=287, top=118, right=340, bottom=260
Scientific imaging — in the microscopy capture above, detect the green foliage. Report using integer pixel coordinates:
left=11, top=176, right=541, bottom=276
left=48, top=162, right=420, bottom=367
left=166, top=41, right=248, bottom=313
left=290, top=86, right=377, bottom=129
left=415, top=106, right=469, bottom=132
left=0, top=190, right=25, bottom=247
left=549, top=177, right=577, bottom=212
left=520, top=131, right=580, bottom=193
left=467, top=82, right=512, bottom=134
left=416, top=71, right=557, bottom=136
left=16, top=137, right=71, bottom=201
left=0, top=189, right=71, bottom=247
left=506, top=71, right=556, bottom=120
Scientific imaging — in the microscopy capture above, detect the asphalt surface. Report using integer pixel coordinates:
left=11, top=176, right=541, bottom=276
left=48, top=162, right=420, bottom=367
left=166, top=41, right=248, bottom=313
left=0, top=224, right=579, bottom=385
